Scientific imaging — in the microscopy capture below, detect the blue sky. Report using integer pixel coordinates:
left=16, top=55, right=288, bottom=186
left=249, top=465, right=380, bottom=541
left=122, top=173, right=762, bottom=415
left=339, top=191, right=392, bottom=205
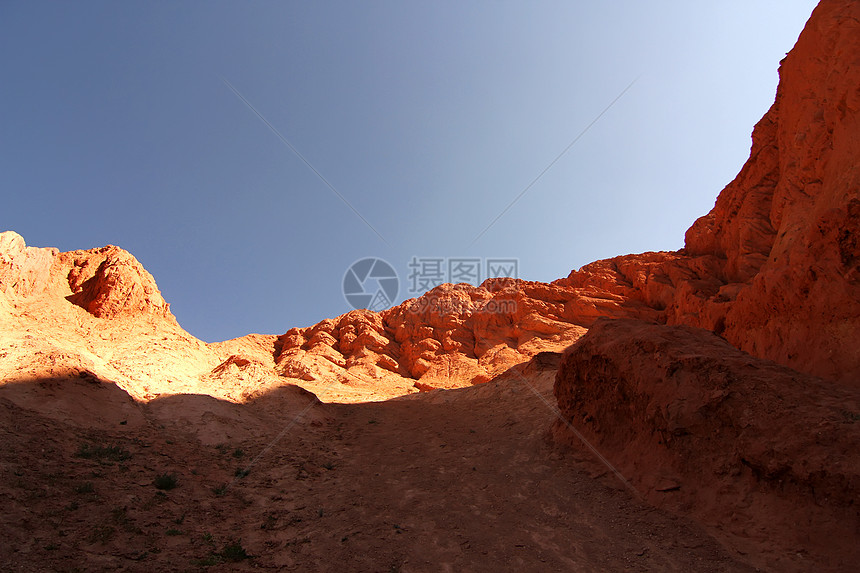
left=1, top=1, right=818, bottom=342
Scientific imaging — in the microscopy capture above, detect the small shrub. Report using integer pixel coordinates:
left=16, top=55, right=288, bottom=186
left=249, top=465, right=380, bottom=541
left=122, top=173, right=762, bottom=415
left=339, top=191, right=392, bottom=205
left=166, top=528, right=182, bottom=536
left=213, top=484, right=228, bottom=497
left=192, top=555, right=219, bottom=567
left=232, top=448, right=245, bottom=458
left=153, top=473, right=178, bottom=490
left=75, top=443, right=131, bottom=463
left=219, top=539, right=250, bottom=562
left=234, top=468, right=249, bottom=479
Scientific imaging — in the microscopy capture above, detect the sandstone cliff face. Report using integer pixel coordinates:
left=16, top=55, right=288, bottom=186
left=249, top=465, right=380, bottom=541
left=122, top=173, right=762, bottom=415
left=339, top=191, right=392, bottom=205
left=0, top=231, right=172, bottom=321
left=0, top=231, right=59, bottom=299
left=63, top=245, right=173, bottom=320
left=680, top=0, right=860, bottom=382
left=554, top=320, right=859, bottom=507
left=555, top=0, right=860, bottom=384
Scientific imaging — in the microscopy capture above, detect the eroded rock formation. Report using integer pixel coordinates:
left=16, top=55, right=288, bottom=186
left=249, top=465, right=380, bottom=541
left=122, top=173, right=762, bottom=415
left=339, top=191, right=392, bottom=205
left=551, top=318, right=860, bottom=571
left=560, top=0, right=860, bottom=383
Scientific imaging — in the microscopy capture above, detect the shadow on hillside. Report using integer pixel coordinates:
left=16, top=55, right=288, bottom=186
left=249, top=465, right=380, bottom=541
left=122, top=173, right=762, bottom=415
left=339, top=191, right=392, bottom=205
left=0, top=370, right=327, bottom=443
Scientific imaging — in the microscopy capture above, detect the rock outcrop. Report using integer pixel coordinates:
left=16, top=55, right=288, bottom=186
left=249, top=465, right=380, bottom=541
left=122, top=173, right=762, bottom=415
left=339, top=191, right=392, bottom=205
left=0, top=231, right=284, bottom=404
left=0, top=230, right=173, bottom=321
left=0, top=231, right=59, bottom=299
left=63, top=245, right=173, bottom=320
left=274, top=280, right=634, bottom=394
left=552, top=318, right=860, bottom=571
left=679, top=0, right=860, bottom=382
left=558, top=0, right=860, bottom=384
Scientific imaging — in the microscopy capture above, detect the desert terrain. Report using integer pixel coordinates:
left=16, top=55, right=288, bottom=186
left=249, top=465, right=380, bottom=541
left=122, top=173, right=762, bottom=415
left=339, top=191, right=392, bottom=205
left=1, top=1, right=858, bottom=571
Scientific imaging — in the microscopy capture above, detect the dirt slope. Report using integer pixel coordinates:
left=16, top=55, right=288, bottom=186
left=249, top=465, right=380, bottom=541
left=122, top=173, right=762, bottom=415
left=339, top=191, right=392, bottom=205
left=1, top=364, right=758, bottom=572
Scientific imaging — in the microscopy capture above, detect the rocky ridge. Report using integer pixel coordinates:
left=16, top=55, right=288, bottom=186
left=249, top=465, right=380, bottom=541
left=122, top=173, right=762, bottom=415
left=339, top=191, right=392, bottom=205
left=552, top=318, right=859, bottom=571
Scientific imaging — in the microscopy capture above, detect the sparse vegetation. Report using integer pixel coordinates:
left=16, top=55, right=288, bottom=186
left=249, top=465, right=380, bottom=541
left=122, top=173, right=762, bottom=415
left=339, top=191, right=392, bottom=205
left=192, top=554, right=220, bottom=567
left=232, top=448, right=245, bottom=458
left=219, top=539, right=250, bottom=562
left=153, top=472, right=178, bottom=490
left=191, top=537, right=250, bottom=567
left=75, top=443, right=131, bottom=463
left=166, top=528, right=182, bottom=536
left=213, top=483, right=228, bottom=496
left=234, top=468, right=249, bottom=479
left=841, top=410, right=860, bottom=422
left=74, top=481, right=94, bottom=494
left=88, top=525, right=115, bottom=544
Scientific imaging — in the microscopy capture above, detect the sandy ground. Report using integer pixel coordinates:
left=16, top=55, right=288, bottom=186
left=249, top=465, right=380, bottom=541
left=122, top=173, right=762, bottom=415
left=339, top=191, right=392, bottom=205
left=0, top=366, right=760, bottom=573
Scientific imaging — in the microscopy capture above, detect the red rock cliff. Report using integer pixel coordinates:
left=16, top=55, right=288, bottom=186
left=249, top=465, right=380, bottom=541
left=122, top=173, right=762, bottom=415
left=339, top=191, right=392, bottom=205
left=558, top=0, right=860, bottom=384
left=681, top=0, right=860, bottom=382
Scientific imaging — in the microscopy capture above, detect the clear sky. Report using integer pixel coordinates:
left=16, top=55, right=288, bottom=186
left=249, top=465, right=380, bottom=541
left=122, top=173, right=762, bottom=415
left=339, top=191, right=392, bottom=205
left=1, top=1, right=818, bottom=342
